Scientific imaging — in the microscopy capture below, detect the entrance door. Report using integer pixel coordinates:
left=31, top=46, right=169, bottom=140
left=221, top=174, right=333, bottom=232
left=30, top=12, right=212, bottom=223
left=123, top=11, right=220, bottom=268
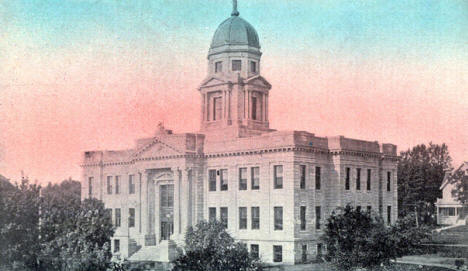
left=160, top=221, right=174, bottom=240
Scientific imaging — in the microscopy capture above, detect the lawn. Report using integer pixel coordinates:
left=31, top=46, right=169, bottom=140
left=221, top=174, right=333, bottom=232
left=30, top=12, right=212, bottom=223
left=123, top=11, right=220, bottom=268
left=265, top=263, right=454, bottom=271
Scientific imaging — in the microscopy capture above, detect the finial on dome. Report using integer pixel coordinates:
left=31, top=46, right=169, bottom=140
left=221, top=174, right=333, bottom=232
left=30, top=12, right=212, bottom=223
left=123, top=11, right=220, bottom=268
left=231, top=0, right=239, bottom=16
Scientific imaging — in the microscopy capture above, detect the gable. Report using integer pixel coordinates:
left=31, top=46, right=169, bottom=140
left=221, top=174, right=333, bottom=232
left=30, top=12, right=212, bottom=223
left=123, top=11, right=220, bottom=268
left=132, top=139, right=183, bottom=159
left=199, top=77, right=226, bottom=89
left=245, top=75, right=272, bottom=89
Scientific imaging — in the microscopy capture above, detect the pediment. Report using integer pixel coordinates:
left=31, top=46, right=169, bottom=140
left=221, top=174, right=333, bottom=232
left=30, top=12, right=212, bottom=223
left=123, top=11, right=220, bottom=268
left=199, top=76, right=226, bottom=89
left=153, top=171, right=174, bottom=181
left=245, top=75, right=272, bottom=89
left=133, top=138, right=183, bottom=159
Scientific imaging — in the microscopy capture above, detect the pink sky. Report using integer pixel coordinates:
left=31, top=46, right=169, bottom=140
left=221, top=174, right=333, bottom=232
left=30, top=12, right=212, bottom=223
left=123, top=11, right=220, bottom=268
left=0, top=1, right=466, bottom=184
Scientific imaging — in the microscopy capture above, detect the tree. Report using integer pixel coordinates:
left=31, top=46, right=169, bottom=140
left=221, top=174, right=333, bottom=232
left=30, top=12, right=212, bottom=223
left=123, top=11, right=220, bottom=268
left=447, top=163, right=468, bottom=205
left=0, top=178, right=41, bottom=271
left=172, top=220, right=261, bottom=271
left=398, top=142, right=452, bottom=225
left=323, top=205, right=429, bottom=271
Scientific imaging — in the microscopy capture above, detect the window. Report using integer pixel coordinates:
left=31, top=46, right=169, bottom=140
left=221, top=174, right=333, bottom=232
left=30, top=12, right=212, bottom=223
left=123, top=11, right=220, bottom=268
left=160, top=185, right=174, bottom=207
left=209, top=207, right=216, bottom=222
left=251, top=167, right=260, bottom=190
left=273, top=245, right=282, bottom=262
left=274, top=165, right=283, bottom=189
left=209, top=170, right=217, bottom=191
left=215, top=61, right=222, bottom=73
left=129, top=175, right=135, bottom=194
left=239, top=168, right=247, bottom=190
left=356, top=168, right=361, bottom=190
left=107, top=176, right=113, bottom=194
left=356, top=206, right=361, bottom=212
left=213, top=97, right=222, bottom=121
left=387, top=171, right=391, bottom=191
left=250, top=244, right=259, bottom=259
left=252, top=96, right=257, bottom=120
left=367, top=169, right=371, bottom=191
left=232, top=60, right=241, bottom=71
left=387, top=206, right=392, bottom=225
left=220, top=207, right=228, bottom=228
left=317, top=243, right=323, bottom=256
left=220, top=169, right=228, bottom=191
left=315, top=167, right=321, bottom=190
left=440, top=207, right=456, bottom=216
left=251, top=207, right=260, bottom=229
left=239, top=207, right=247, bottom=229
left=315, top=206, right=321, bottom=230
left=300, top=206, right=306, bottom=231
left=302, top=244, right=307, bottom=263
left=129, top=208, right=135, bottom=228
left=114, top=239, right=120, bottom=253
left=300, top=165, right=306, bottom=189
left=367, top=206, right=372, bottom=212
left=88, top=177, right=93, bottom=197
left=250, top=61, right=257, bottom=73
left=115, top=208, right=121, bottom=227
left=115, top=176, right=120, bottom=194
left=274, top=207, right=283, bottom=230
left=345, top=167, right=350, bottom=190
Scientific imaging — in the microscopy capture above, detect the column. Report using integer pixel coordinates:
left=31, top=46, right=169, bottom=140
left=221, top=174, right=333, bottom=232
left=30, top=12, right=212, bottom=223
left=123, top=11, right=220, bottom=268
left=173, top=167, right=181, bottom=237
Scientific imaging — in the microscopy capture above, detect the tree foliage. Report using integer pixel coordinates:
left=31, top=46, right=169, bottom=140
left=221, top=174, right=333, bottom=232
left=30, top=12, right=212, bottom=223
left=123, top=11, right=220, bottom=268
left=447, top=163, right=468, bottom=205
left=398, top=142, right=452, bottom=224
left=324, top=205, right=430, bottom=271
left=172, top=220, right=262, bottom=271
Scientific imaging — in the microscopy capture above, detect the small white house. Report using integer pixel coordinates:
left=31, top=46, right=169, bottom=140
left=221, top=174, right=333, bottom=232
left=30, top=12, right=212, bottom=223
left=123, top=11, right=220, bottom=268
left=436, top=162, right=468, bottom=225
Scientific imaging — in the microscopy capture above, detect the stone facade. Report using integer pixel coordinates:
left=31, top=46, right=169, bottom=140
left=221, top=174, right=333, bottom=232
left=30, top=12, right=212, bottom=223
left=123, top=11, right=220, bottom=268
left=80, top=4, right=398, bottom=265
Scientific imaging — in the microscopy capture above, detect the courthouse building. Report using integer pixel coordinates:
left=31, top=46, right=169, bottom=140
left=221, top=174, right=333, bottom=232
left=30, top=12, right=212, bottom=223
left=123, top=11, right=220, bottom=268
left=81, top=2, right=398, bottom=265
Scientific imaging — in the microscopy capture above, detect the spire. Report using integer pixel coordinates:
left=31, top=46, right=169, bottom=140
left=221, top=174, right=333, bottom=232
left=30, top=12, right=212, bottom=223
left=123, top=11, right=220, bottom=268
left=231, top=0, right=239, bottom=16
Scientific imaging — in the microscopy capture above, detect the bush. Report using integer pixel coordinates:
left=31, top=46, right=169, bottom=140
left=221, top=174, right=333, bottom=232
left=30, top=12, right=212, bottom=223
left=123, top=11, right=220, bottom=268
left=172, top=220, right=262, bottom=271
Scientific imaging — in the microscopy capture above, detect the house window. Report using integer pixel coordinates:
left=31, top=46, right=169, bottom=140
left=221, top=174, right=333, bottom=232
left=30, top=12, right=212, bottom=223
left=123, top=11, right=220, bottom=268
left=274, top=207, right=283, bottom=230
left=215, top=61, right=222, bottom=73
left=345, top=167, right=350, bottom=190
left=315, top=206, right=321, bottom=230
left=252, top=96, right=257, bottom=120
left=160, top=184, right=174, bottom=207
left=129, top=208, right=135, bottom=228
left=213, top=97, right=222, bottom=121
left=115, top=208, right=121, bottom=227
left=302, top=244, right=307, bottom=263
left=251, top=167, right=260, bottom=190
left=300, top=206, right=306, bottom=231
left=300, top=165, right=306, bottom=189
left=356, top=168, right=361, bottom=190
left=274, top=165, right=283, bottom=189
left=114, top=239, right=120, bottom=253
left=115, top=176, right=120, bottom=194
left=239, top=207, right=247, bottom=229
left=251, top=207, right=260, bottom=229
left=209, top=207, right=216, bottom=222
left=232, top=60, right=241, bottom=71
left=220, top=207, right=228, bottom=228
left=88, top=177, right=93, bottom=197
left=250, top=244, right=259, bottom=259
left=250, top=61, right=257, bottom=73
left=107, top=176, right=113, bottom=194
left=387, top=206, right=392, bottom=225
left=273, top=245, right=283, bottom=262
left=315, top=167, right=321, bottom=190
left=239, top=168, right=247, bottom=190
left=367, top=169, right=371, bottom=191
left=220, top=169, right=228, bottom=191
left=367, top=206, right=372, bottom=212
left=387, top=172, right=391, bottom=191
left=129, top=175, right=135, bottom=194
left=209, top=170, right=217, bottom=191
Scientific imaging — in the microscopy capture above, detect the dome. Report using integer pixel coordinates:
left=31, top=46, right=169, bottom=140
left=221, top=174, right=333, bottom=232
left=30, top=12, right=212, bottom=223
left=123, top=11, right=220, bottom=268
left=210, top=15, right=260, bottom=49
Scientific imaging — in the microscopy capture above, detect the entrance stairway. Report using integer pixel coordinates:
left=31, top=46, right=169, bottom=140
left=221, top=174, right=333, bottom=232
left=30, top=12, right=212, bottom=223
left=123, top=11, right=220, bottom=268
left=128, top=240, right=178, bottom=262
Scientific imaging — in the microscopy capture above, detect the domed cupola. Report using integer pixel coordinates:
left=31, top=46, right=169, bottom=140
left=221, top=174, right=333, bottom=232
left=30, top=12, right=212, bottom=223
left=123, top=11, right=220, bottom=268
left=208, top=0, right=261, bottom=58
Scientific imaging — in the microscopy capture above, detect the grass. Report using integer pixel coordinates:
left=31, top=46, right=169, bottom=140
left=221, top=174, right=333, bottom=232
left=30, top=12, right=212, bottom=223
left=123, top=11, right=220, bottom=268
left=266, top=263, right=454, bottom=271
